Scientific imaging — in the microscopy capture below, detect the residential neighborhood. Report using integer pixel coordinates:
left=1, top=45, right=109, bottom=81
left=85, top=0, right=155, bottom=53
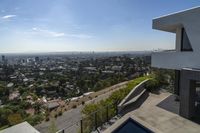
left=0, top=53, right=150, bottom=129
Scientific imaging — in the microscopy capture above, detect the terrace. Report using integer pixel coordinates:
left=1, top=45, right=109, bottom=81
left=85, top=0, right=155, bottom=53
left=104, top=91, right=200, bottom=133
left=103, top=7, right=200, bottom=133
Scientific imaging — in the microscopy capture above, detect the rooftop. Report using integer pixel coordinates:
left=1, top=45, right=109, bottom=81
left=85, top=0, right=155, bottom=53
left=0, top=121, right=40, bottom=133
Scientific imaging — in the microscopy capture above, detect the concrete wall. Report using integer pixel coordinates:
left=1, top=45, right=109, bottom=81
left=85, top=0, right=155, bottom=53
left=176, top=27, right=182, bottom=51
left=152, top=7, right=200, bottom=70
left=151, top=51, right=200, bottom=70
left=118, top=79, right=149, bottom=113
left=179, top=69, right=200, bottom=118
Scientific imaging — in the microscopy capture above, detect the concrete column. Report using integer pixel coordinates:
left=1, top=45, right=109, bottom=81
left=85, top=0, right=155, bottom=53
left=176, top=27, right=182, bottom=52
left=179, top=71, right=196, bottom=118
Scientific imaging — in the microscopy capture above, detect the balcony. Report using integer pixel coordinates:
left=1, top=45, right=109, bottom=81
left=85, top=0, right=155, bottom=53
left=151, top=50, right=200, bottom=70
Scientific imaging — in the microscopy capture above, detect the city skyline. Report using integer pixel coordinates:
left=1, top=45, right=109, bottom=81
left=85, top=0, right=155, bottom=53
left=0, top=0, right=200, bottom=53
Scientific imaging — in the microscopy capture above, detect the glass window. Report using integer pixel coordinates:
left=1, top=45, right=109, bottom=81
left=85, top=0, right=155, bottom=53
left=181, top=28, right=193, bottom=51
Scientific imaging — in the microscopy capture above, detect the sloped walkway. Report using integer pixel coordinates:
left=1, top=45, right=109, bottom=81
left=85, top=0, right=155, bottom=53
left=118, top=79, right=149, bottom=114
left=104, top=91, right=200, bottom=133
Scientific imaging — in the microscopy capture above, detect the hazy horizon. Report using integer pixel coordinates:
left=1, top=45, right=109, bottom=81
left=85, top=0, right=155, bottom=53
left=0, top=50, right=153, bottom=55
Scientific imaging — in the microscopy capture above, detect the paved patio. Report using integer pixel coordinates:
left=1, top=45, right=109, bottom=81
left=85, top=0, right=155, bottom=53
left=104, top=91, right=200, bottom=133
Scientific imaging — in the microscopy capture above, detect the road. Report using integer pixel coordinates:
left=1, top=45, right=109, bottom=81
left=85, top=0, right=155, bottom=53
left=35, top=81, right=128, bottom=133
left=35, top=105, right=82, bottom=133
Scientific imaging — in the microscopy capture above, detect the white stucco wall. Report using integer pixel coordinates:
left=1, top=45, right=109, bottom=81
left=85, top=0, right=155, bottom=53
left=152, top=51, right=200, bottom=70
left=152, top=7, right=200, bottom=70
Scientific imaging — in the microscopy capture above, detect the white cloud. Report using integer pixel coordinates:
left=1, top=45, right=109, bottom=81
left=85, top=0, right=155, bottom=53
left=32, top=27, right=65, bottom=37
left=65, top=34, right=93, bottom=39
left=1, top=15, right=16, bottom=19
left=31, top=27, right=93, bottom=39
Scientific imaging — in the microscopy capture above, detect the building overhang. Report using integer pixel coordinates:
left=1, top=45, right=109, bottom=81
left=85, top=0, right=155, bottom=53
left=152, top=6, right=200, bottom=33
left=152, top=20, right=181, bottom=33
left=152, top=6, right=200, bottom=70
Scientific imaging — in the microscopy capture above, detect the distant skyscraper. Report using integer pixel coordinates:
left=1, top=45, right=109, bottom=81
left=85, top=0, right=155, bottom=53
left=35, top=57, right=39, bottom=62
left=1, top=55, right=7, bottom=65
left=2, top=55, right=5, bottom=62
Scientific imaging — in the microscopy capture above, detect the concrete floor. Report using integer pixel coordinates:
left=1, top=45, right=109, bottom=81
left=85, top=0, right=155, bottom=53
left=104, top=91, right=200, bottom=133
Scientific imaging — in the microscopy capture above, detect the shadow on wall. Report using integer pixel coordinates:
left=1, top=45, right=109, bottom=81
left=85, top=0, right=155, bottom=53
left=119, top=91, right=149, bottom=116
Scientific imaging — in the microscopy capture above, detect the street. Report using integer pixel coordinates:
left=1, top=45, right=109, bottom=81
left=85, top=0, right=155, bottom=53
left=35, top=81, right=128, bottom=133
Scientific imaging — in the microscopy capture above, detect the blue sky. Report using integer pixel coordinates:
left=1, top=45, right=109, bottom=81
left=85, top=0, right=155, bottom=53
left=0, top=0, right=200, bottom=53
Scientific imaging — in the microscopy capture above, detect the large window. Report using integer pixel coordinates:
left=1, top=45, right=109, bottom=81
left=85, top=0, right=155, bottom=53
left=181, top=28, right=193, bottom=51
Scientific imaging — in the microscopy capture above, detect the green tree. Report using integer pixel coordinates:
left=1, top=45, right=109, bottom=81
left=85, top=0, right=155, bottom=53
left=26, top=114, right=44, bottom=126
left=0, top=108, right=13, bottom=126
left=33, top=102, right=42, bottom=114
left=7, top=113, right=23, bottom=126
left=0, top=84, right=9, bottom=97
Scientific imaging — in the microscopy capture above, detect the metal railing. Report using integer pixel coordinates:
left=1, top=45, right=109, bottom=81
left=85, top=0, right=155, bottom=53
left=56, top=102, right=119, bottom=133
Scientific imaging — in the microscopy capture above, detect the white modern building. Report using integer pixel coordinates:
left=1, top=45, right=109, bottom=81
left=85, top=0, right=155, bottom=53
left=152, top=7, right=200, bottom=119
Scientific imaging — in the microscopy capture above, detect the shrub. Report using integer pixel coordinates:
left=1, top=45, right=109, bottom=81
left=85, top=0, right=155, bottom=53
left=72, top=105, right=77, bottom=108
left=48, top=119, right=57, bottom=133
left=58, top=111, right=62, bottom=116
left=81, top=101, right=85, bottom=105
left=8, top=113, right=23, bottom=126
left=145, top=78, right=160, bottom=92
left=45, top=117, right=50, bottom=121
left=81, top=76, right=150, bottom=131
left=26, top=114, right=44, bottom=126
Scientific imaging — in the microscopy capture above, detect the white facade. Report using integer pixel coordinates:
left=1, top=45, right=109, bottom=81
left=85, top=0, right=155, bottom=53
left=152, top=7, right=200, bottom=70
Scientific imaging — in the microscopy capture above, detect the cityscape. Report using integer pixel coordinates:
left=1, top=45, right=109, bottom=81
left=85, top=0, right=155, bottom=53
left=1, top=1, right=200, bottom=133
left=0, top=52, right=151, bottom=132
